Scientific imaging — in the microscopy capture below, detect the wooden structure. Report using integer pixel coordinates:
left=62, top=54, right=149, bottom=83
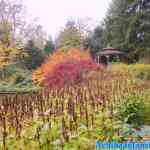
left=95, top=47, right=126, bottom=65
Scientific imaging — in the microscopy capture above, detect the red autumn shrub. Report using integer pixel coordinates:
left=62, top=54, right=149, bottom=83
left=33, top=48, right=104, bottom=89
left=44, top=60, right=103, bottom=89
left=32, top=48, right=91, bottom=84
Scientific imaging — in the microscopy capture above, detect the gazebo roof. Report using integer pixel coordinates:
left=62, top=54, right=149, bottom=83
left=97, top=50, right=125, bottom=56
left=103, top=47, right=118, bottom=51
left=96, top=46, right=125, bottom=56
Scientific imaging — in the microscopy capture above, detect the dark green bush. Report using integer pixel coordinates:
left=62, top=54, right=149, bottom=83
left=11, top=73, right=26, bottom=84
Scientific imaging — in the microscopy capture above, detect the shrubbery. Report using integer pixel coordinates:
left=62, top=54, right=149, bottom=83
left=116, top=93, right=150, bottom=127
left=0, top=65, right=41, bottom=92
left=33, top=48, right=104, bottom=89
left=112, top=64, right=150, bottom=80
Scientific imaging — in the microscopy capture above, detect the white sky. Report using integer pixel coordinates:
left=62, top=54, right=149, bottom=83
left=25, top=0, right=111, bottom=39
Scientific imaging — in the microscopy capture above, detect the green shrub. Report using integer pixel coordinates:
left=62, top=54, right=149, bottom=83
left=116, top=94, right=150, bottom=127
left=11, top=73, right=26, bottom=84
left=0, top=64, right=41, bottom=92
left=142, top=92, right=150, bottom=125
left=0, top=82, right=41, bottom=93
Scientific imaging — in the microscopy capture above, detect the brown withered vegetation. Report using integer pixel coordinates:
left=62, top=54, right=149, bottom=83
left=0, top=71, right=149, bottom=149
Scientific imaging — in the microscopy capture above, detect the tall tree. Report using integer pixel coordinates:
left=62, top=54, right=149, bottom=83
left=0, top=0, right=25, bottom=47
left=44, top=36, right=55, bottom=55
left=24, top=40, right=45, bottom=70
left=126, top=0, right=150, bottom=52
left=55, top=19, right=83, bottom=51
left=104, top=0, right=150, bottom=61
left=83, top=26, right=105, bottom=56
left=104, top=0, right=129, bottom=51
left=0, top=0, right=47, bottom=49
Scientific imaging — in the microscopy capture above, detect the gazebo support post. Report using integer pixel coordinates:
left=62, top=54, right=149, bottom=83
left=106, top=55, right=110, bottom=65
left=98, top=55, right=100, bottom=64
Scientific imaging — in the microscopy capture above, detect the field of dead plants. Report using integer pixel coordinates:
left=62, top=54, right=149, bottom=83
left=0, top=68, right=150, bottom=150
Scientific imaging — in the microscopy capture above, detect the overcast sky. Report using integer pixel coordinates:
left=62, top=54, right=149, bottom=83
left=25, top=0, right=111, bottom=39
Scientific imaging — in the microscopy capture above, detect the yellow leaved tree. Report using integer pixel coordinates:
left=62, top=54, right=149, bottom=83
left=0, top=45, right=26, bottom=79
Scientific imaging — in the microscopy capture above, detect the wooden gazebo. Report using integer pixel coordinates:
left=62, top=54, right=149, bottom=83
left=95, top=47, right=126, bottom=65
